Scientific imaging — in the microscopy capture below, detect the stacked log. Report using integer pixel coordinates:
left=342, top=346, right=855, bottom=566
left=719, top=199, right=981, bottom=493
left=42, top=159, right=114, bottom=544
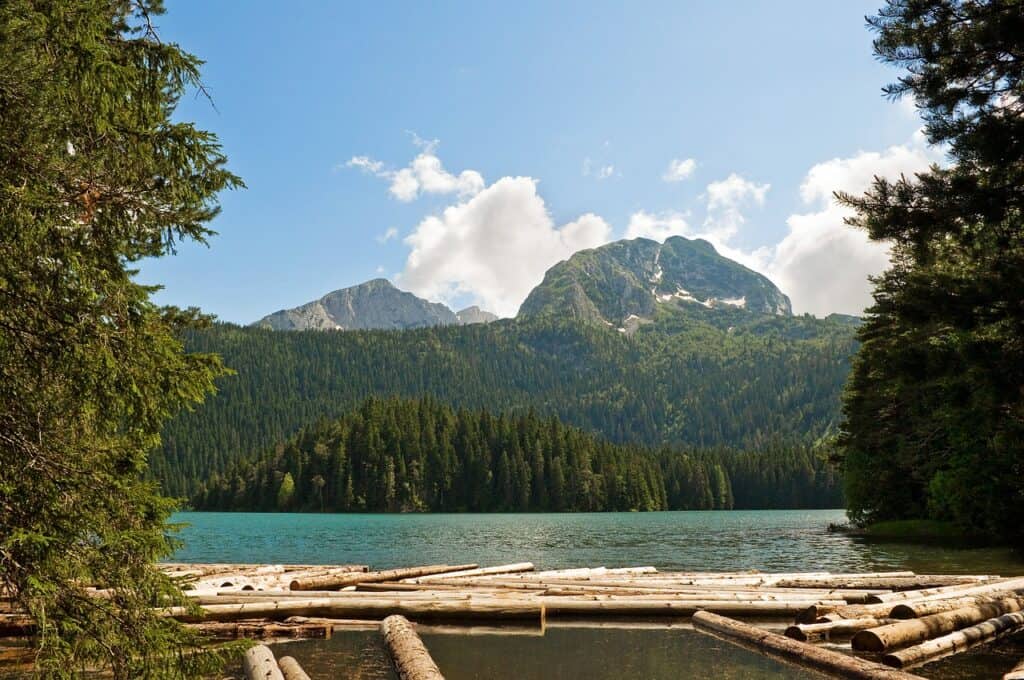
left=852, top=598, right=1024, bottom=652
left=882, top=612, right=1024, bottom=668
left=692, top=611, right=921, bottom=679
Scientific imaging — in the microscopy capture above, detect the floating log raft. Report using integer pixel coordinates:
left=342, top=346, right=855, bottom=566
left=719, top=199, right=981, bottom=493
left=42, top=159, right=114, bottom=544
left=7, top=562, right=1024, bottom=679
left=381, top=614, right=445, bottom=680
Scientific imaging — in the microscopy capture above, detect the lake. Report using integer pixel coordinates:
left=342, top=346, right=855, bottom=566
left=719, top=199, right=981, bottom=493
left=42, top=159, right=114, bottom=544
left=169, top=510, right=1024, bottom=679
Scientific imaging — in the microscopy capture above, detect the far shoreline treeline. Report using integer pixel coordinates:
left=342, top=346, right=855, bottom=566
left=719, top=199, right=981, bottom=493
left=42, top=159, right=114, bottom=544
left=191, top=397, right=841, bottom=513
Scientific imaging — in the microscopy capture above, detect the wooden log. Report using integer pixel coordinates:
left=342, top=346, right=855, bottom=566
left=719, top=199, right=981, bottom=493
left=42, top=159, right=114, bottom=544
left=866, top=576, right=1024, bottom=604
left=1004, top=656, right=1024, bottom=680
left=853, top=598, right=1024, bottom=652
left=888, top=593, right=1021, bottom=619
left=542, top=598, right=846, bottom=618
left=242, top=644, right=284, bottom=680
left=785, top=617, right=894, bottom=642
left=166, top=597, right=544, bottom=623
left=404, top=563, right=535, bottom=583
left=289, top=564, right=478, bottom=591
left=381, top=614, right=445, bottom=680
left=882, top=612, right=1024, bottom=668
left=796, top=602, right=901, bottom=624
left=187, top=620, right=332, bottom=640
left=0, top=615, right=34, bottom=638
left=278, top=656, right=312, bottom=680
left=774, top=576, right=984, bottom=591
left=692, top=611, right=921, bottom=679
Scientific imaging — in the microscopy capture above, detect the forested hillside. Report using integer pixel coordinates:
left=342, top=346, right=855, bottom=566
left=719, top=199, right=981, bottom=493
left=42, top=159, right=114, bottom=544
left=194, top=397, right=842, bottom=512
left=154, top=313, right=856, bottom=499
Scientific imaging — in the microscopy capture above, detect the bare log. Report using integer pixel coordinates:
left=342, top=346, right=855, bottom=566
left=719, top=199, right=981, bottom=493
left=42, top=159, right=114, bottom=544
left=882, top=612, right=1024, bottom=669
left=187, top=620, right=332, bottom=640
left=242, top=644, right=284, bottom=680
left=543, top=598, right=846, bottom=617
left=889, top=594, right=1021, bottom=619
left=278, top=656, right=312, bottom=680
left=381, top=614, right=445, bottom=680
left=166, top=597, right=544, bottom=623
left=289, top=564, right=478, bottom=591
left=774, top=576, right=985, bottom=590
left=867, top=576, right=1024, bottom=604
left=404, top=563, right=534, bottom=583
left=853, top=598, right=1024, bottom=652
left=785, top=617, right=894, bottom=642
left=692, top=611, right=921, bottom=679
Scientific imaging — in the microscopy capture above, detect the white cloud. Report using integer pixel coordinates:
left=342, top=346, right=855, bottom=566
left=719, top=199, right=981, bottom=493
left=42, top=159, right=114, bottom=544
left=662, top=158, right=696, bottom=182
left=703, top=173, right=770, bottom=241
left=376, top=227, right=399, bottom=244
left=347, top=143, right=484, bottom=202
left=766, top=138, right=940, bottom=316
left=399, top=176, right=611, bottom=317
left=625, top=210, right=691, bottom=241
left=583, top=157, right=615, bottom=180
left=362, top=134, right=941, bottom=320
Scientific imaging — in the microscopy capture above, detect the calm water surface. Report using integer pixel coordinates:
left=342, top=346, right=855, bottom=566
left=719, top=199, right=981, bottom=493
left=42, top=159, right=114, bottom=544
left=171, top=509, right=1023, bottom=575
left=172, top=510, right=1024, bottom=680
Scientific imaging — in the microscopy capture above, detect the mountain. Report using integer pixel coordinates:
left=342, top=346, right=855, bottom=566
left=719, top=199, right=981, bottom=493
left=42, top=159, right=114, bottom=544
left=518, top=236, right=792, bottom=325
left=253, top=278, right=496, bottom=330
left=456, top=306, right=499, bottom=325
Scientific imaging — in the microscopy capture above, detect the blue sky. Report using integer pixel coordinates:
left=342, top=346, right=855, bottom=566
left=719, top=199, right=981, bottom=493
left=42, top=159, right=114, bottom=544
left=142, top=0, right=936, bottom=321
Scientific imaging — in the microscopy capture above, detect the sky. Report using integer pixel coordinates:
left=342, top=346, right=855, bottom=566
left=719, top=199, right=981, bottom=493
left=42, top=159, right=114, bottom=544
left=140, top=0, right=942, bottom=322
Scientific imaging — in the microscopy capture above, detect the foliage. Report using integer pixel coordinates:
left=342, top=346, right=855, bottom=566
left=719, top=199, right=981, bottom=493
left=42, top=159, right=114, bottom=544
left=193, top=397, right=842, bottom=512
left=838, top=0, right=1024, bottom=544
left=151, top=314, right=857, bottom=502
left=0, top=1, right=239, bottom=676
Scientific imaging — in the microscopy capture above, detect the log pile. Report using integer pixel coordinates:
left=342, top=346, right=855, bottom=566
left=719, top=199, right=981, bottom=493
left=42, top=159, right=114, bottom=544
left=4, top=562, right=1024, bottom=678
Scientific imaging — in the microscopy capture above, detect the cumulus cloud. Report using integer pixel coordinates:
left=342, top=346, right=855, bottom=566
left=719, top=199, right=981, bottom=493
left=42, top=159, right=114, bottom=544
left=764, top=136, right=941, bottom=316
left=398, top=177, right=611, bottom=317
left=347, top=142, right=484, bottom=202
left=662, top=158, right=696, bottom=182
left=703, top=173, right=770, bottom=241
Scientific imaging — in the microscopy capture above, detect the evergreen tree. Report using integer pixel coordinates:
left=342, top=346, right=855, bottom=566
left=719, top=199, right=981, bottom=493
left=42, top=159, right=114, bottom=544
left=0, top=1, right=240, bottom=676
left=838, top=0, right=1024, bottom=543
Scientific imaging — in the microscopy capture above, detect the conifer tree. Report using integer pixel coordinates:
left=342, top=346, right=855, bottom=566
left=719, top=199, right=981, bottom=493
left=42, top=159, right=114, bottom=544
left=0, top=1, right=240, bottom=675
left=838, top=0, right=1024, bottom=543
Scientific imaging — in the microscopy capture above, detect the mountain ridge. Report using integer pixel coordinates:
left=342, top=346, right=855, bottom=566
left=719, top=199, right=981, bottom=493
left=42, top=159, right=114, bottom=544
left=253, top=278, right=497, bottom=331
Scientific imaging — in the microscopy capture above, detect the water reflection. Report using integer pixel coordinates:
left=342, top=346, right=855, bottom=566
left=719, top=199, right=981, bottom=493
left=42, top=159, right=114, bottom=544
left=271, top=626, right=825, bottom=680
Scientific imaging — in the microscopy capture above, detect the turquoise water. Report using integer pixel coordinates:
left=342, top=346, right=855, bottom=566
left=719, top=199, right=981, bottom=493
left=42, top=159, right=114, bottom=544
left=170, top=509, right=1024, bottom=575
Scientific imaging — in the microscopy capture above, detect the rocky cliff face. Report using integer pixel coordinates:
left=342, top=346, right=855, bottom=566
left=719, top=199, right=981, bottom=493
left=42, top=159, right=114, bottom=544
left=254, top=279, right=498, bottom=331
left=517, top=236, right=792, bottom=324
left=456, top=306, right=499, bottom=325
